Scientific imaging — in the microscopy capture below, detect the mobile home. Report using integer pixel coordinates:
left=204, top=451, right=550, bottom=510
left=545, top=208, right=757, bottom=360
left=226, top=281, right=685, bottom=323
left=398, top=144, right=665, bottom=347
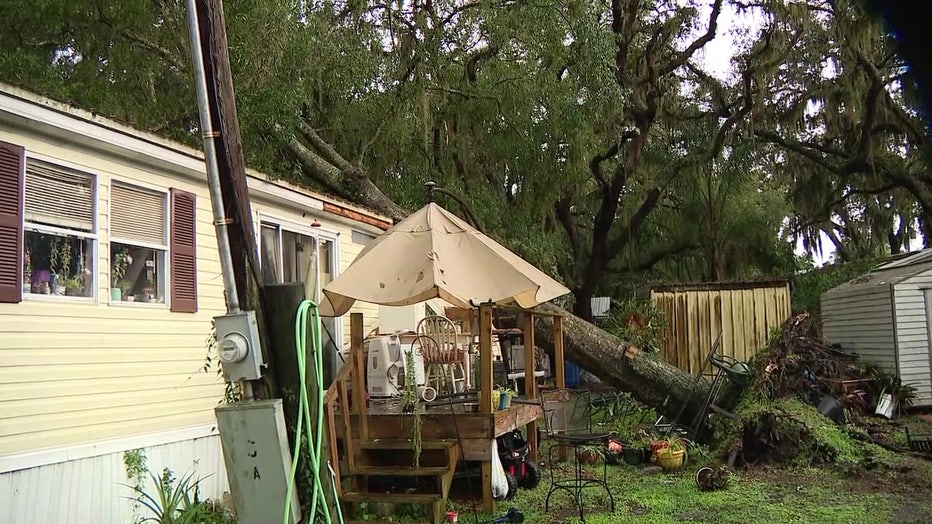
left=0, top=83, right=388, bottom=523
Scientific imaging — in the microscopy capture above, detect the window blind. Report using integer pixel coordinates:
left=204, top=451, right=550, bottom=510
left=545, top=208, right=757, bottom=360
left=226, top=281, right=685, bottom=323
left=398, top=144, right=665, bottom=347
left=24, top=160, right=95, bottom=232
left=111, top=182, right=167, bottom=246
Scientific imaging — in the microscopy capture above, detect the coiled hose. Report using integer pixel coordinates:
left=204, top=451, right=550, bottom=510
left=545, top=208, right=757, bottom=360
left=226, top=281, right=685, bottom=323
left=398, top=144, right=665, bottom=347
left=284, top=300, right=344, bottom=524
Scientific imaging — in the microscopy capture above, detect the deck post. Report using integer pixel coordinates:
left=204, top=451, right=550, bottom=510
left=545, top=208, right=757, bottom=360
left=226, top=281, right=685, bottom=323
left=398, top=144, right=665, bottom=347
left=523, top=312, right=538, bottom=461
left=554, top=316, right=565, bottom=389
left=553, top=315, right=567, bottom=461
left=351, top=313, right=368, bottom=443
left=478, top=303, right=495, bottom=514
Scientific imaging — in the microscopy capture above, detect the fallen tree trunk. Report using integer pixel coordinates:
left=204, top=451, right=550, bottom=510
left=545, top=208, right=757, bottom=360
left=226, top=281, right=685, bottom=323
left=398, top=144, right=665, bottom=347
left=533, top=304, right=711, bottom=424
left=287, top=123, right=711, bottom=426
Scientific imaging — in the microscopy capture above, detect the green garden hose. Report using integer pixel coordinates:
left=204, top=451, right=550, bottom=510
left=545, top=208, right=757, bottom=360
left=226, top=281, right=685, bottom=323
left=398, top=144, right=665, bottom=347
left=284, top=300, right=344, bottom=524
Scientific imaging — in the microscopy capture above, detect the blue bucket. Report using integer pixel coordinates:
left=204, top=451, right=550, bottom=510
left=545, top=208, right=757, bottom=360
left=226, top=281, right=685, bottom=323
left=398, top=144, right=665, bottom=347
left=565, top=361, right=581, bottom=388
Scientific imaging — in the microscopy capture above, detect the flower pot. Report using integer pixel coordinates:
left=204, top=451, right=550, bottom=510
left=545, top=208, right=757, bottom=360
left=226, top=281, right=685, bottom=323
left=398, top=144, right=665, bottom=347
left=111, top=288, right=122, bottom=301
left=53, top=285, right=66, bottom=296
left=499, top=394, right=512, bottom=410
left=649, top=440, right=668, bottom=456
left=656, top=448, right=686, bottom=471
left=491, top=390, right=501, bottom=411
left=622, top=447, right=647, bottom=466
left=22, top=283, right=30, bottom=295
left=578, top=449, right=601, bottom=465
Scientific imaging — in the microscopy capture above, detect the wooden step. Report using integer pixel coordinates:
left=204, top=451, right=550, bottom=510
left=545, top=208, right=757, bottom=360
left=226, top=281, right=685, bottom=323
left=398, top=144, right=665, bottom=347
left=360, top=439, right=458, bottom=451
left=340, top=491, right=441, bottom=504
left=351, top=465, right=449, bottom=476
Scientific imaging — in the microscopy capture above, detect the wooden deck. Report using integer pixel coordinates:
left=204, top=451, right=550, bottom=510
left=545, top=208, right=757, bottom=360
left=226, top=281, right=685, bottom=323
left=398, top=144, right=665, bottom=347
left=339, top=397, right=545, bottom=460
left=325, top=309, right=567, bottom=522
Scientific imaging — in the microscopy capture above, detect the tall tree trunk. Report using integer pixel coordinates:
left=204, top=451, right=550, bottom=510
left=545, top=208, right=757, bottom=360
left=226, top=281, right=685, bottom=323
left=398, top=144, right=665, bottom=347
left=534, top=304, right=711, bottom=424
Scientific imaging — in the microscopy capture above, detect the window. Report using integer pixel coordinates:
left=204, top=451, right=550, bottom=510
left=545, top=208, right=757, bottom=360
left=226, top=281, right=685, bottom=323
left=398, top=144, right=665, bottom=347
left=109, top=182, right=168, bottom=303
left=259, top=222, right=336, bottom=299
left=22, top=159, right=97, bottom=299
left=259, top=220, right=341, bottom=383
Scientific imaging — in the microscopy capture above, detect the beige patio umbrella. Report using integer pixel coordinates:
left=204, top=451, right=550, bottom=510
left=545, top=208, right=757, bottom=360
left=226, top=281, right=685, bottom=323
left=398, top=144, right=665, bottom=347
left=319, top=202, right=569, bottom=316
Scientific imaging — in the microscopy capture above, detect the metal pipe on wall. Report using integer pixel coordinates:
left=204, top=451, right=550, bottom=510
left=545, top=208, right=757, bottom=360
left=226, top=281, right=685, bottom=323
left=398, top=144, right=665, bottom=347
left=184, top=0, right=241, bottom=315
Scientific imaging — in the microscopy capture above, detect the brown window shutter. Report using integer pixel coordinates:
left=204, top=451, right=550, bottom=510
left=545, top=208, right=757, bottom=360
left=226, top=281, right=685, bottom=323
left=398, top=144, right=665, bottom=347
left=170, top=188, right=197, bottom=313
left=0, top=141, right=25, bottom=304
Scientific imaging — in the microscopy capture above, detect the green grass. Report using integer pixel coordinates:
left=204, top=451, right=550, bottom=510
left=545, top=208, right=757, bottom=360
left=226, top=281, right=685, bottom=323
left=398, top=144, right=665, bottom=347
left=446, top=453, right=932, bottom=524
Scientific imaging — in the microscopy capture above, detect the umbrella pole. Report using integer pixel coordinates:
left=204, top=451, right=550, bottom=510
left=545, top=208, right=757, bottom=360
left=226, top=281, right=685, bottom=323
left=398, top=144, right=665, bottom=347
left=478, top=303, right=495, bottom=514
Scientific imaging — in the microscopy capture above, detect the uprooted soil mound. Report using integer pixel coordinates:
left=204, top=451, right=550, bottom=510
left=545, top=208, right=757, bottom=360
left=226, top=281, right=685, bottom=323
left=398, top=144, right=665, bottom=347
left=719, top=313, right=926, bottom=470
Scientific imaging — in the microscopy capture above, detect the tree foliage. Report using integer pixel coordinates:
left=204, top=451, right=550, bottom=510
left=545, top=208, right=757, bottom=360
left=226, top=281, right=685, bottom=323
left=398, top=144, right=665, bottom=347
left=0, top=0, right=928, bottom=314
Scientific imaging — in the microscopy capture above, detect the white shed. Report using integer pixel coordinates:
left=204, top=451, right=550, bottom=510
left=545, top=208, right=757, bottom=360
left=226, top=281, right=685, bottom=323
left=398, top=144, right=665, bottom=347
left=821, top=249, right=932, bottom=406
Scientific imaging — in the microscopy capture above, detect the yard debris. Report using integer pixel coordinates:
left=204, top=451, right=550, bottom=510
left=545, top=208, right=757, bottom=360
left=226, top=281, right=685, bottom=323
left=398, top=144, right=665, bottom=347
left=719, top=312, right=927, bottom=469
left=756, top=312, right=861, bottom=404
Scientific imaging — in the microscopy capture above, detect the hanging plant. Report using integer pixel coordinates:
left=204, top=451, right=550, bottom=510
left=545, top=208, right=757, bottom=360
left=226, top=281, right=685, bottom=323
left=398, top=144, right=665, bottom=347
left=402, top=348, right=422, bottom=467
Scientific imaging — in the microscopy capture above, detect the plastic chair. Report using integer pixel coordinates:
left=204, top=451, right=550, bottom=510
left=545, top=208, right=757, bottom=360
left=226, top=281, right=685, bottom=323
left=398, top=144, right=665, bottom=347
left=417, top=315, right=467, bottom=395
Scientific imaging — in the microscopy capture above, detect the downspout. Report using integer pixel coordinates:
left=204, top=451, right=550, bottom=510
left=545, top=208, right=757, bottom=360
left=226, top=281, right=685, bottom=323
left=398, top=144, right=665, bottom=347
left=184, top=0, right=240, bottom=315
left=890, top=283, right=901, bottom=378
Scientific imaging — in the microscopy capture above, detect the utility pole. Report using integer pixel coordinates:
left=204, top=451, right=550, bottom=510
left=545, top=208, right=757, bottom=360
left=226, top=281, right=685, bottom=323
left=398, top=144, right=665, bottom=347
left=192, top=0, right=278, bottom=400
left=187, top=3, right=328, bottom=521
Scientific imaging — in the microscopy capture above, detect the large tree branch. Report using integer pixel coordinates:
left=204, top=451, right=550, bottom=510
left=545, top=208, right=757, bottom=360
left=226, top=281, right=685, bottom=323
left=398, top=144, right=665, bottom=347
left=298, top=119, right=352, bottom=171
left=656, top=0, right=723, bottom=77
left=554, top=192, right=581, bottom=261
left=589, top=142, right=621, bottom=190
left=608, top=240, right=698, bottom=273
left=755, top=130, right=845, bottom=174
left=94, top=2, right=185, bottom=71
left=606, top=187, right=662, bottom=259
left=287, top=135, right=349, bottom=197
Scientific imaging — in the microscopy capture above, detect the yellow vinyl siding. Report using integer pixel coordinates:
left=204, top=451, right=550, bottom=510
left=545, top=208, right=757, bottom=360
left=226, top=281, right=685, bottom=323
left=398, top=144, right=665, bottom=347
left=0, top=123, right=384, bottom=459
left=339, top=238, right=380, bottom=344
left=0, top=125, right=226, bottom=457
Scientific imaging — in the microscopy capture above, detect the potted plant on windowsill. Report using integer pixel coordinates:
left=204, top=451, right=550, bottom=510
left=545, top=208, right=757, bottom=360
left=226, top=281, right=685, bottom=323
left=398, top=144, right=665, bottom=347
left=111, top=250, right=131, bottom=301
left=64, top=276, right=85, bottom=297
left=22, top=249, right=31, bottom=295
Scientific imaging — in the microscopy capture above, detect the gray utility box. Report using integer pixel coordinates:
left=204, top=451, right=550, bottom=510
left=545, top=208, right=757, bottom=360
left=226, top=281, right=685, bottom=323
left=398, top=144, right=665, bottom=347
left=216, top=399, right=301, bottom=524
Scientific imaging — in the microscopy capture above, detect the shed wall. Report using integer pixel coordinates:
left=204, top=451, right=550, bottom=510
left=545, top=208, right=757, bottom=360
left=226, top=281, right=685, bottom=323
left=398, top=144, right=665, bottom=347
left=821, top=285, right=898, bottom=374
left=651, top=284, right=791, bottom=377
left=893, top=269, right=932, bottom=405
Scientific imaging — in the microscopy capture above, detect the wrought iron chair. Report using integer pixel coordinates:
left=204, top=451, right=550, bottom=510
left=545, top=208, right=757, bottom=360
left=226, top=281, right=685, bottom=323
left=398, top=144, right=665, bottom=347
left=539, top=388, right=615, bottom=522
left=417, top=315, right=467, bottom=395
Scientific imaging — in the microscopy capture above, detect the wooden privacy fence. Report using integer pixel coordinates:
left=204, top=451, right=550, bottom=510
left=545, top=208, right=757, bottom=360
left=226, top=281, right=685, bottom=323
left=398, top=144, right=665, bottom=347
left=650, top=281, right=792, bottom=378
